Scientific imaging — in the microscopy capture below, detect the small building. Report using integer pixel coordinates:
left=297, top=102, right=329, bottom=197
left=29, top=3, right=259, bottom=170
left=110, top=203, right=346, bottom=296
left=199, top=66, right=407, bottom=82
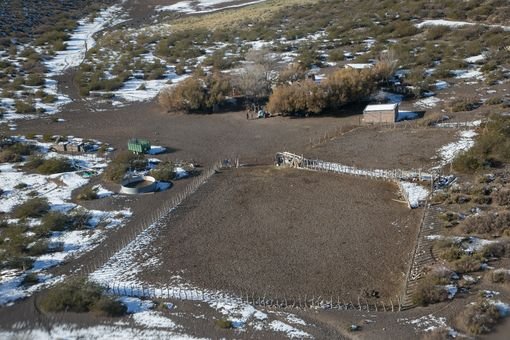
left=363, top=103, right=399, bottom=124
left=52, top=141, right=85, bottom=153
left=128, top=138, right=151, bottom=154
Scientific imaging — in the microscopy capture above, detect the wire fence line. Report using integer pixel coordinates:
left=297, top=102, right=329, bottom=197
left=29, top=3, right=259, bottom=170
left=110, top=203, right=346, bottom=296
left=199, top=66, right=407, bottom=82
left=276, top=152, right=433, bottom=183
left=307, top=119, right=482, bottom=149
left=100, top=281, right=404, bottom=313
left=76, top=161, right=223, bottom=277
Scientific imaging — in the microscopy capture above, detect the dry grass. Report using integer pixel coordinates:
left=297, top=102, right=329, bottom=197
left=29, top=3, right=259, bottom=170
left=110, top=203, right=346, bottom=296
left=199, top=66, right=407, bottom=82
left=162, top=0, right=319, bottom=32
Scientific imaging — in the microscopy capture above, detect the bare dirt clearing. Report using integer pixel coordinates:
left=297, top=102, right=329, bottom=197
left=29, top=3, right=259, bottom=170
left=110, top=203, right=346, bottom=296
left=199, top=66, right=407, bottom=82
left=141, top=166, right=420, bottom=300
left=8, top=101, right=361, bottom=164
left=309, top=127, right=458, bottom=170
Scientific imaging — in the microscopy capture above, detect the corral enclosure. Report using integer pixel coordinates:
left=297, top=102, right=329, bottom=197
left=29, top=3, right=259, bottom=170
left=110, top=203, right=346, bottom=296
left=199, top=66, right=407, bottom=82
left=143, top=166, right=421, bottom=300
left=309, top=127, right=457, bottom=170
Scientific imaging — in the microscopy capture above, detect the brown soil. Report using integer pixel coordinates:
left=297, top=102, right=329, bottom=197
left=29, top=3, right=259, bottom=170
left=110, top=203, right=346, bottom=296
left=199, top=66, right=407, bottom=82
left=141, top=166, right=421, bottom=300
left=308, top=126, right=458, bottom=170
left=9, top=100, right=362, bottom=166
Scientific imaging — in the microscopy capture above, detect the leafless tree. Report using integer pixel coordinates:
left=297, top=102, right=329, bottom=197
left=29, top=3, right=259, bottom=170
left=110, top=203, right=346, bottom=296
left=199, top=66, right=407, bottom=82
left=232, top=48, right=280, bottom=104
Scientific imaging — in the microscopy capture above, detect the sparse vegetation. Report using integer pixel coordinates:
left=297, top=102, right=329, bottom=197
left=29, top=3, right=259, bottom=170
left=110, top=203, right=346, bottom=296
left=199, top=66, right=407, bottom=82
left=39, top=278, right=127, bottom=316
left=77, top=187, right=99, bottom=201
left=103, top=151, right=146, bottom=183
left=159, top=72, right=231, bottom=113
left=454, top=115, right=510, bottom=174
left=461, top=299, right=501, bottom=335
left=25, top=157, right=74, bottom=175
left=12, top=197, right=50, bottom=219
left=413, top=269, right=451, bottom=306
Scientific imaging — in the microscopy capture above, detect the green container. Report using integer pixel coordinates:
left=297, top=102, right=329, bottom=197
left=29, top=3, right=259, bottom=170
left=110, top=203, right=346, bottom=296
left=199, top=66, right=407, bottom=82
left=128, top=138, right=151, bottom=154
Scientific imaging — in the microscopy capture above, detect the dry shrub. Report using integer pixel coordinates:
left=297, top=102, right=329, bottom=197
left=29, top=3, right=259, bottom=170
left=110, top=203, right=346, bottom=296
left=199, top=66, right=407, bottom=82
left=451, top=254, right=483, bottom=274
left=447, top=98, right=480, bottom=113
left=422, top=327, right=451, bottom=340
left=266, top=79, right=327, bottom=115
left=413, top=269, right=451, bottom=306
left=495, top=189, right=510, bottom=206
left=159, top=73, right=231, bottom=113
left=491, top=269, right=510, bottom=284
left=481, top=242, right=510, bottom=258
left=461, top=299, right=501, bottom=335
left=461, top=212, right=510, bottom=236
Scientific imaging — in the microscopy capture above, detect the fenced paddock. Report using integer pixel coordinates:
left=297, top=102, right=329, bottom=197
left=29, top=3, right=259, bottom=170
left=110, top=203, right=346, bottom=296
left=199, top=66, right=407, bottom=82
left=138, top=166, right=421, bottom=305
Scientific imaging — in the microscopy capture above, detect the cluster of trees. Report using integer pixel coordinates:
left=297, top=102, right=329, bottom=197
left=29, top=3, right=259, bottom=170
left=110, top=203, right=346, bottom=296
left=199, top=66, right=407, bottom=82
left=158, top=71, right=232, bottom=113
left=267, top=63, right=394, bottom=115
left=158, top=48, right=396, bottom=115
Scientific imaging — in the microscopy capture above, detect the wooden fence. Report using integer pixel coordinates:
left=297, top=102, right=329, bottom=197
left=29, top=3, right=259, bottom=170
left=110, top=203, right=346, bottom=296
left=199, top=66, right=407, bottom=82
left=277, top=152, right=433, bottom=182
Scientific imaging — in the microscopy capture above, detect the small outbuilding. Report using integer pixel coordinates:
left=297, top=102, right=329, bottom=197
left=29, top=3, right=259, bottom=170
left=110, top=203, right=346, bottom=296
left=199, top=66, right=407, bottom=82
left=363, top=103, right=399, bottom=124
left=128, top=138, right=151, bottom=154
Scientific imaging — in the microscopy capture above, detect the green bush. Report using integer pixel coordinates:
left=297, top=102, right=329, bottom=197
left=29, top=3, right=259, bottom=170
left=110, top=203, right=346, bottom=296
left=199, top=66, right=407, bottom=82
left=3, top=256, right=34, bottom=271
left=26, top=240, right=49, bottom=256
left=215, top=319, right=233, bottom=329
left=26, top=157, right=73, bottom=175
left=103, top=151, right=146, bottom=183
left=39, top=278, right=126, bottom=316
left=14, top=100, right=36, bottom=114
left=40, top=212, right=71, bottom=233
left=150, top=162, right=176, bottom=182
left=25, top=73, right=45, bottom=86
left=12, top=197, right=50, bottom=219
left=21, top=273, right=39, bottom=286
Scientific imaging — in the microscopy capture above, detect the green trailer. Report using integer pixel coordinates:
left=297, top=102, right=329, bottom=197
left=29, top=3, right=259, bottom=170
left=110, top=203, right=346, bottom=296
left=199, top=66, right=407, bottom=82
left=128, top=138, right=151, bottom=154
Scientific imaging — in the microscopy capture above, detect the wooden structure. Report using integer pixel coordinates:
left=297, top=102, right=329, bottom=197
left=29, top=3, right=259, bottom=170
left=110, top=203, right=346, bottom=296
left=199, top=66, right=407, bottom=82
left=52, top=141, right=85, bottom=153
left=128, top=138, right=151, bottom=154
left=363, top=103, right=399, bottom=124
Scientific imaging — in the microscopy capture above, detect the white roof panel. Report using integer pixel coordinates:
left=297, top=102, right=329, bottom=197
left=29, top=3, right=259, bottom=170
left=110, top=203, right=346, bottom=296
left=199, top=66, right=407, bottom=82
left=364, top=103, right=398, bottom=111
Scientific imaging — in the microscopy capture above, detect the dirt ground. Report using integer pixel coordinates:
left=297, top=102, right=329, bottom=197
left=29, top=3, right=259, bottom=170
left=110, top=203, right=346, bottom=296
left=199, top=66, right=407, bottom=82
left=8, top=99, right=362, bottom=165
left=308, top=126, right=458, bottom=170
left=140, top=166, right=421, bottom=300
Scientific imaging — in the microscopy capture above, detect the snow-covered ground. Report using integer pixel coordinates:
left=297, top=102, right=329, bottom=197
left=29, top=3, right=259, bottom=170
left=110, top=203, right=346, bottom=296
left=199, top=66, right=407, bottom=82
left=415, top=19, right=510, bottom=32
left=157, top=0, right=268, bottom=14
left=399, top=314, right=448, bottom=332
left=415, top=96, right=441, bottom=108
left=433, top=130, right=477, bottom=169
left=90, top=204, right=312, bottom=339
left=0, top=5, right=127, bottom=125
left=0, top=325, right=202, bottom=340
left=44, top=5, right=126, bottom=76
left=399, top=182, right=429, bottom=208
left=0, top=137, right=132, bottom=306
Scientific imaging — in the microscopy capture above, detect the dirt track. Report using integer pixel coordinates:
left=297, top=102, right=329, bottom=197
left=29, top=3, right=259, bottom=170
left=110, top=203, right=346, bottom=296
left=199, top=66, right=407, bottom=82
left=141, top=166, right=421, bottom=300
